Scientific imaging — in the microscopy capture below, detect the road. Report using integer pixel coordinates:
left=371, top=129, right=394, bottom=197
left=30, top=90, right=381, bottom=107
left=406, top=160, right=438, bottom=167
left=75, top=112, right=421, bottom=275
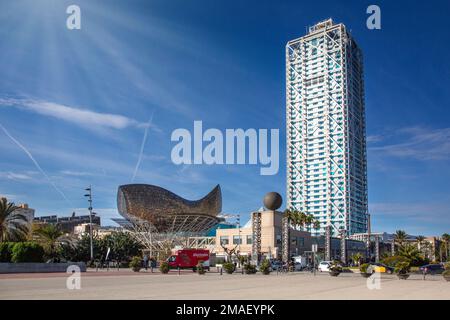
left=0, top=269, right=448, bottom=300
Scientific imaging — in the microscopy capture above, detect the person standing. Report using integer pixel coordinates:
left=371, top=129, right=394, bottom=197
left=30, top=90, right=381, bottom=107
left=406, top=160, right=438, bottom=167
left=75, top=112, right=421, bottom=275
left=143, top=254, right=149, bottom=271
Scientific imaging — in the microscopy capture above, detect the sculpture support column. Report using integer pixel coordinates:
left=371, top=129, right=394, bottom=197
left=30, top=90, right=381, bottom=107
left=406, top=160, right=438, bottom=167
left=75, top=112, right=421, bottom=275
left=325, top=225, right=331, bottom=261
left=340, top=229, right=346, bottom=264
left=282, top=215, right=290, bottom=262
left=375, top=236, right=380, bottom=263
left=251, top=212, right=262, bottom=265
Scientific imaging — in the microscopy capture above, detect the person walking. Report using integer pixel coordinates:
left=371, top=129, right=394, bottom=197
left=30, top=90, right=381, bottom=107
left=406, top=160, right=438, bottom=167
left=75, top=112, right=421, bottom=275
left=143, top=254, right=149, bottom=271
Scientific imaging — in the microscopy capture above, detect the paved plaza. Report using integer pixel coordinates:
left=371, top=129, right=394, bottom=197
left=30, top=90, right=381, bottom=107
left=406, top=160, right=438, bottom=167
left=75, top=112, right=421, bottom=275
left=0, top=269, right=449, bottom=300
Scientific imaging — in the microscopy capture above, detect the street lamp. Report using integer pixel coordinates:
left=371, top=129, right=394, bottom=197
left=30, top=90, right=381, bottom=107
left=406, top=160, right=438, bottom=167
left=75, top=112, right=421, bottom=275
left=84, top=185, right=94, bottom=261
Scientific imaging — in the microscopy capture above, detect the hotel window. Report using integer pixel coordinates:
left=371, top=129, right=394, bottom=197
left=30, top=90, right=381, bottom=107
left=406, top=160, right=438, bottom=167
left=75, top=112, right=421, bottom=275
left=246, top=235, right=252, bottom=245
left=233, top=235, right=242, bottom=245
left=220, top=236, right=229, bottom=245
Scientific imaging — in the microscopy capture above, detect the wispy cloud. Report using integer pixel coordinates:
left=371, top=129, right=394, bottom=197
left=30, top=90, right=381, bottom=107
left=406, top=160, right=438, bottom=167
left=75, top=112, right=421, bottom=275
left=0, top=97, right=159, bottom=131
left=60, top=170, right=97, bottom=177
left=370, top=201, right=450, bottom=229
left=0, top=171, right=33, bottom=181
left=0, top=123, right=73, bottom=207
left=366, top=134, right=384, bottom=143
left=369, top=126, right=450, bottom=161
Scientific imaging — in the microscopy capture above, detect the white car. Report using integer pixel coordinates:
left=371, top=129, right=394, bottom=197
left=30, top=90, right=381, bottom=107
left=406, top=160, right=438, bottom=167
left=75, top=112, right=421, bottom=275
left=318, top=261, right=332, bottom=272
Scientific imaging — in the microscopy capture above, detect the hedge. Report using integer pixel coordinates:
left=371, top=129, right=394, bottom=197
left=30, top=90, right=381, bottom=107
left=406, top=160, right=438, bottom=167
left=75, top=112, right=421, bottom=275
left=0, top=242, right=15, bottom=262
left=10, top=242, right=45, bottom=263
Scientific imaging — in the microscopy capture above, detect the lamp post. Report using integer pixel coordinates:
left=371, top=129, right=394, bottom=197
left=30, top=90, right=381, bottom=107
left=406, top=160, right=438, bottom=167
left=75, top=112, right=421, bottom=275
left=237, top=214, right=241, bottom=253
left=84, top=185, right=94, bottom=261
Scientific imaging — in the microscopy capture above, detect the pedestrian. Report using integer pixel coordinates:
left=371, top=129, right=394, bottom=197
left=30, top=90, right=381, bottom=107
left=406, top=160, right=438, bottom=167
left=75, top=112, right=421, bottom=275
left=143, top=254, right=149, bottom=271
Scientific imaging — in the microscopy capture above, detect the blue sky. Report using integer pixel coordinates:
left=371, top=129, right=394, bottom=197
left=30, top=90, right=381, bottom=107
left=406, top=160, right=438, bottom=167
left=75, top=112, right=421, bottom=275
left=0, top=0, right=449, bottom=236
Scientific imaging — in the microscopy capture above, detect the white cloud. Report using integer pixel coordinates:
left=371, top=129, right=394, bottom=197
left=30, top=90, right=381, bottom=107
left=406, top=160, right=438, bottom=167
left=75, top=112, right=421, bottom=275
left=0, top=171, right=33, bottom=180
left=0, top=97, right=159, bottom=131
left=366, top=134, right=384, bottom=143
left=60, top=170, right=96, bottom=177
left=369, top=126, right=450, bottom=161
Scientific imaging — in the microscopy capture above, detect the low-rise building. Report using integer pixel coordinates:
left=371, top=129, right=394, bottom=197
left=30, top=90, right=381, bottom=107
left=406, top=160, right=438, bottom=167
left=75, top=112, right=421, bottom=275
left=34, top=212, right=100, bottom=234
left=215, top=210, right=312, bottom=260
left=14, top=203, right=35, bottom=224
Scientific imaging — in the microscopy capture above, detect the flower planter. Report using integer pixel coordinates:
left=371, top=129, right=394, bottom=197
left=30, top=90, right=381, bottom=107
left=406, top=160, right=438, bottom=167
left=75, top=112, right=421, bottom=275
left=329, top=271, right=341, bottom=277
left=443, top=274, right=450, bottom=282
left=397, top=273, right=410, bottom=280
left=360, top=273, right=371, bottom=278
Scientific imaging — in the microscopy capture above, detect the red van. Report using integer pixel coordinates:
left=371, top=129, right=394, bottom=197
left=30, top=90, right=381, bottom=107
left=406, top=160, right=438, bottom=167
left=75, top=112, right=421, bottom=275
left=167, top=249, right=210, bottom=271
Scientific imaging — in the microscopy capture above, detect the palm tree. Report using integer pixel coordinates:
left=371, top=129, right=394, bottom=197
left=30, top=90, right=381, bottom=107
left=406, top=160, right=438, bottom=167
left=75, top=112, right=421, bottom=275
left=393, top=230, right=408, bottom=253
left=304, top=214, right=314, bottom=233
left=33, top=224, right=74, bottom=260
left=441, top=233, right=450, bottom=262
left=351, top=252, right=362, bottom=266
left=313, top=220, right=321, bottom=234
left=397, top=243, right=423, bottom=265
left=416, top=235, right=425, bottom=254
left=0, top=197, right=29, bottom=241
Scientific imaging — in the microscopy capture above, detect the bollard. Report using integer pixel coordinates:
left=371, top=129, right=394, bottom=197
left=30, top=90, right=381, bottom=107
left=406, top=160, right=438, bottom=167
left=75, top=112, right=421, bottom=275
left=178, top=266, right=181, bottom=275
left=220, top=267, right=223, bottom=275
left=242, top=267, right=244, bottom=275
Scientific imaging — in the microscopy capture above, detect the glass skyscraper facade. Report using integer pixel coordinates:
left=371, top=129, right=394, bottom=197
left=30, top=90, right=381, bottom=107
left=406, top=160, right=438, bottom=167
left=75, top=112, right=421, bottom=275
left=286, top=19, right=368, bottom=236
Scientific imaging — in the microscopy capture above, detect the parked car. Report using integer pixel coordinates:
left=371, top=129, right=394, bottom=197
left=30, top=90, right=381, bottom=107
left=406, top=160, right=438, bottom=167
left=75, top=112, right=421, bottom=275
left=270, top=260, right=283, bottom=271
left=420, top=264, right=444, bottom=274
left=318, top=261, right=331, bottom=272
left=367, top=263, right=394, bottom=274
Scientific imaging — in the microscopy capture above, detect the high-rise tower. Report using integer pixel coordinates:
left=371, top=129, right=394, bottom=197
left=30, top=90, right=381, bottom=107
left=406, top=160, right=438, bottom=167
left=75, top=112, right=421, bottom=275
left=286, top=19, right=368, bottom=236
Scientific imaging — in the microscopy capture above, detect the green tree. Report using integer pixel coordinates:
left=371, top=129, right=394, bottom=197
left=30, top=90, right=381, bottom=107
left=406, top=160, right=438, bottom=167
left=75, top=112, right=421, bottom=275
left=393, top=230, right=408, bottom=254
left=351, top=252, right=363, bottom=266
left=33, top=224, right=75, bottom=260
left=101, top=231, right=143, bottom=262
left=397, top=243, right=426, bottom=266
left=416, top=235, right=425, bottom=254
left=441, top=233, right=450, bottom=261
left=0, top=197, right=29, bottom=241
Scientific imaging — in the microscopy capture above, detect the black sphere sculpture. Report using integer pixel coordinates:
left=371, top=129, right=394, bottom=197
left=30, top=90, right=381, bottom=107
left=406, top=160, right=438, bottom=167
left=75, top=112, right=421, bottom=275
left=263, top=192, right=282, bottom=211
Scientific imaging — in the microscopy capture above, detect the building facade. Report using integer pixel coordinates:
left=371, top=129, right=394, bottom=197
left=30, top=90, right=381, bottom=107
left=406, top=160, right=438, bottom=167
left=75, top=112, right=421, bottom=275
left=14, top=203, right=35, bottom=224
left=34, top=213, right=101, bottom=234
left=286, top=19, right=368, bottom=236
left=215, top=210, right=312, bottom=260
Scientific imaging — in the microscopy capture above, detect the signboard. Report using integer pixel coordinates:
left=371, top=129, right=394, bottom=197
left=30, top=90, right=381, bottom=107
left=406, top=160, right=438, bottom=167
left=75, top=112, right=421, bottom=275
left=312, top=244, right=318, bottom=253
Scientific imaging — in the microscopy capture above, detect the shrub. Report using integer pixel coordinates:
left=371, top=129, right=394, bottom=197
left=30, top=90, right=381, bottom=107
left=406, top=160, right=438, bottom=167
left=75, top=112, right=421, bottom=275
left=244, top=263, right=257, bottom=274
left=222, top=262, right=235, bottom=274
left=197, top=261, right=206, bottom=275
left=359, top=263, right=370, bottom=274
left=0, top=242, right=15, bottom=262
left=129, top=256, right=142, bottom=272
left=442, top=262, right=450, bottom=277
left=159, top=261, right=170, bottom=274
left=259, top=259, right=271, bottom=275
left=394, top=261, right=411, bottom=275
left=329, top=260, right=343, bottom=273
left=11, top=242, right=45, bottom=263
left=215, top=257, right=226, bottom=265
left=381, top=255, right=409, bottom=268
